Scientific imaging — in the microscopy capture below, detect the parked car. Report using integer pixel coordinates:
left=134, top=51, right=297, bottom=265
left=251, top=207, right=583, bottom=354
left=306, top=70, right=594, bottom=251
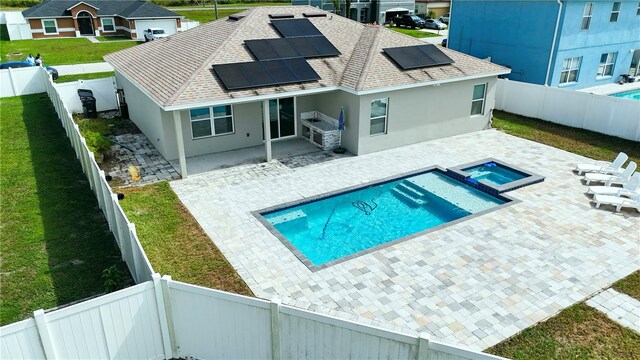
left=424, top=19, right=446, bottom=30
left=393, top=14, right=426, bottom=29
left=143, top=28, right=169, bottom=41
left=439, top=13, right=450, bottom=24
left=0, top=61, right=59, bottom=80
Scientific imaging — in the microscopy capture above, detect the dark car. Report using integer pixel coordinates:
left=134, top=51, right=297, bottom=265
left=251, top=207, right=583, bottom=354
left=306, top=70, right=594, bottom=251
left=393, top=14, right=426, bottom=29
left=0, top=61, right=59, bottom=80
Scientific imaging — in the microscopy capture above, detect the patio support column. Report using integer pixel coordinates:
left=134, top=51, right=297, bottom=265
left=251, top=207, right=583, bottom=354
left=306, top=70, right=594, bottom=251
left=172, top=110, right=188, bottom=178
left=263, top=100, right=272, bottom=162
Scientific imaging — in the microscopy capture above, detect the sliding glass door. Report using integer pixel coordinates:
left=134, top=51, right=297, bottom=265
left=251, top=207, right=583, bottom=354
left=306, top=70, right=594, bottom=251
left=268, top=97, right=295, bottom=140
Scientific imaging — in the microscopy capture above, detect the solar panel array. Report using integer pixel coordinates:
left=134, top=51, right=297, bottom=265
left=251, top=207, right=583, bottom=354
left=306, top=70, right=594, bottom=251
left=383, top=44, right=454, bottom=70
left=213, top=16, right=339, bottom=91
left=270, top=18, right=323, bottom=38
left=212, top=58, right=320, bottom=90
left=245, top=37, right=340, bottom=61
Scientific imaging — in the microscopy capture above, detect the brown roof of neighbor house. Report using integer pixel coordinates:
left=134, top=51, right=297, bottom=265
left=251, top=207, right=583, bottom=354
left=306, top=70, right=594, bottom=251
left=104, top=6, right=508, bottom=109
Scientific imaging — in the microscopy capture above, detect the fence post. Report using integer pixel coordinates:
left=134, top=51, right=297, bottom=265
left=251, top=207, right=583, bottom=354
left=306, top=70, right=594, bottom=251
left=111, top=194, right=125, bottom=253
left=417, top=332, right=430, bottom=360
left=152, top=273, right=173, bottom=358
left=161, top=275, right=178, bottom=355
left=128, top=223, right=139, bottom=282
left=33, top=309, right=56, bottom=359
left=270, top=298, right=281, bottom=360
left=7, top=68, right=18, bottom=96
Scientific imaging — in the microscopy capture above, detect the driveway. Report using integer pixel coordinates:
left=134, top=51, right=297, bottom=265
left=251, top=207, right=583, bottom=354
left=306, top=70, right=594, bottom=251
left=171, top=130, right=639, bottom=350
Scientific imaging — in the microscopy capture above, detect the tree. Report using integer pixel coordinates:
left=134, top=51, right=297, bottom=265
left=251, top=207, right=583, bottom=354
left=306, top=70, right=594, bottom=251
left=332, top=0, right=340, bottom=15
left=345, top=0, right=352, bottom=19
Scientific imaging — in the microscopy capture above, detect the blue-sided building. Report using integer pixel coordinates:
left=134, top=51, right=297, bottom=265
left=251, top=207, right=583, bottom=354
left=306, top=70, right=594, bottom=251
left=448, top=0, right=640, bottom=89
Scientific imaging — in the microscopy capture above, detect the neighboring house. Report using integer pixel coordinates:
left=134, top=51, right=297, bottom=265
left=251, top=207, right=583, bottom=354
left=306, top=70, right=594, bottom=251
left=22, top=0, right=182, bottom=40
left=448, top=0, right=640, bottom=89
left=291, top=0, right=417, bottom=24
left=105, top=6, right=509, bottom=177
left=415, top=0, right=450, bottom=18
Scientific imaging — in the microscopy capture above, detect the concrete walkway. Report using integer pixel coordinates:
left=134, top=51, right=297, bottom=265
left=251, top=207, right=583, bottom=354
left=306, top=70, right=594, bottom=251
left=587, top=289, right=640, bottom=333
left=55, top=62, right=114, bottom=76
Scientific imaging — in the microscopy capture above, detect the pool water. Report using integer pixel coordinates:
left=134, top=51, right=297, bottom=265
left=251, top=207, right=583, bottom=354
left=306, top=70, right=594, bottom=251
left=464, top=163, right=526, bottom=186
left=610, top=89, right=640, bottom=101
left=262, top=171, right=507, bottom=266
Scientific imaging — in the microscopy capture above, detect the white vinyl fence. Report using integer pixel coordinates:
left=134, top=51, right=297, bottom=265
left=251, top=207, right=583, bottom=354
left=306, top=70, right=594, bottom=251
left=0, top=66, right=47, bottom=98
left=1, top=275, right=508, bottom=360
left=495, top=79, right=640, bottom=142
left=54, top=77, right=119, bottom=113
left=43, top=69, right=154, bottom=284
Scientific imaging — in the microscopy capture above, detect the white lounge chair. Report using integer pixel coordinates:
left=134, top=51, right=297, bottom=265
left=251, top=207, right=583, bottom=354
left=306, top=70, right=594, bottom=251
left=587, top=173, right=640, bottom=198
left=575, top=152, right=627, bottom=175
left=584, top=162, right=636, bottom=186
left=592, top=193, right=640, bottom=212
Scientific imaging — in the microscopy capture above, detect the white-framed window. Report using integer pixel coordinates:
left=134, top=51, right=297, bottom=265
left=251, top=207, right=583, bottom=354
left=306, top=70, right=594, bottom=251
left=581, top=2, right=594, bottom=30
left=470, top=83, right=486, bottom=116
left=189, top=105, right=234, bottom=139
left=597, top=52, right=617, bottom=77
left=370, top=98, right=388, bottom=135
left=560, top=56, right=581, bottom=84
left=41, top=19, right=58, bottom=34
left=610, top=2, right=621, bottom=22
left=637, top=1, right=640, bottom=15
left=101, top=17, right=115, bottom=32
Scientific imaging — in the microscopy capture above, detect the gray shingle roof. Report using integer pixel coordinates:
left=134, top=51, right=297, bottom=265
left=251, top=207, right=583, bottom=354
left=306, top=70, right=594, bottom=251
left=22, top=0, right=178, bottom=19
left=105, top=6, right=509, bottom=108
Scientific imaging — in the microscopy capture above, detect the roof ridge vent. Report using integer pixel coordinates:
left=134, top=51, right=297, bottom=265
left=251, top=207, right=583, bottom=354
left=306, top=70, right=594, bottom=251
left=269, top=13, right=294, bottom=19
left=303, top=13, right=327, bottom=18
left=229, top=14, right=246, bottom=21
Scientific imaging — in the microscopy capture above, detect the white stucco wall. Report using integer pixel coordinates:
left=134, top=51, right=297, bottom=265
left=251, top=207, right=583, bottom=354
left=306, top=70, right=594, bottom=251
left=355, top=77, right=497, bottom=155
left=114, top=71, right=170, bottom=158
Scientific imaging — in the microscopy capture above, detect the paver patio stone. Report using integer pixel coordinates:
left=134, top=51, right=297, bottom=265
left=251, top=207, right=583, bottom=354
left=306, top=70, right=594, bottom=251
left=171, top=129, right=639, bottom=349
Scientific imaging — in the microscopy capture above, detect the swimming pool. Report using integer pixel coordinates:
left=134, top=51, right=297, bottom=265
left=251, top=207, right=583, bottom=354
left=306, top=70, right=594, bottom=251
left=258, top=168, right=511, bottom=269
left=610, top=89, right=640, bottom=101
left=464, top=162, right=526, bottom=186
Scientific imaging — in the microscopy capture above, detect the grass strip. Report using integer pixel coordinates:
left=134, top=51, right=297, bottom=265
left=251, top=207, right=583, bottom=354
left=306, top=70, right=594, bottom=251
left=386, top=26, right=441, bottom=38
left=487, top=302, right=640, bottom=359
left=1, top=38, right=139, bottom=65
left=56, top=71, right=115, bottom=83
left=176, top=9, right=244, bottom=24
left=612, top=271, right=640, bottom=301
left=119, top=182, right=253, bottom=296
left=492, top=110, right=640, bottom=164
left=0, top=94, right=130, bottom=325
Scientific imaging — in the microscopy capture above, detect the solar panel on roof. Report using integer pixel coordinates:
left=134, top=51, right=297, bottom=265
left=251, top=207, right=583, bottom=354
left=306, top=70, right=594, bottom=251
left=212, top=59, right=320, bottom=90
left=245, top=37, right=340, bottom=61
left=383, top=44, right=454, bottom=70
left=269, top=13, right=294, bottom=19
left=270, top=18, right=322, bottom=38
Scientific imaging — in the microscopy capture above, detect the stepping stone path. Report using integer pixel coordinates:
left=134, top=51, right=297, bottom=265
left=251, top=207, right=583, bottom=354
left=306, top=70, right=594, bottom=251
left=587, top=288, right=640, bottom=333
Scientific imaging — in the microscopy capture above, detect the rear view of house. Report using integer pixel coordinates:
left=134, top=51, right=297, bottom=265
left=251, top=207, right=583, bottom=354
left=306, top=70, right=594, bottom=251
left=105, top=6, right=509, bottom=177
left=22, top=0, right=181, bottom=40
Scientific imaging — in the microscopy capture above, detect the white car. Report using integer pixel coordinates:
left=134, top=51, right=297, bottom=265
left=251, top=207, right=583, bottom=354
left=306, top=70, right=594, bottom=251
left=439, top=13, right=450, bottom=24
left=143, top=28, right=169, bottom=41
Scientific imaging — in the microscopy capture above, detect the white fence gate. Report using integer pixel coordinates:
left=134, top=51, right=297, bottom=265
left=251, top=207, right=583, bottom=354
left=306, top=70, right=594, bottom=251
left=495, top=79, right=640, bottom=142
left=54, top=77, right=119, bottom=113
left=1, top=275, right=508, bottom=360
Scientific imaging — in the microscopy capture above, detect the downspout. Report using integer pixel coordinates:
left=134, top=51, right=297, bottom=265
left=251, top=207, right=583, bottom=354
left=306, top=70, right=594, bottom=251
left=544, top=0, right=563, bottom=86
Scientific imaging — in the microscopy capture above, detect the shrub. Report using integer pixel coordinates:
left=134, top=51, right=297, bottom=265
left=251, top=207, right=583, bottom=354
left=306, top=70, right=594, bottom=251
left=83, top=130, right=112, bottom=158
left=101, top=265, right=125, bottom=293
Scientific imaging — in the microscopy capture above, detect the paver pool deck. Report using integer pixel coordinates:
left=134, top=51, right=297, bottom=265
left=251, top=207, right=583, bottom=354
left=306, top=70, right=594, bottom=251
left=170, top=130, right=639, bottom=349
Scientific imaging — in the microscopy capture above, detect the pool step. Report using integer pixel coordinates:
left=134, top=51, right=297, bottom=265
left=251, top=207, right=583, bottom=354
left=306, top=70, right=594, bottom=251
left=392, top=183, right=428, bottom=207
left=269, top=209, right=308, bottom=228
left=404, top=174, right=499, bottom=213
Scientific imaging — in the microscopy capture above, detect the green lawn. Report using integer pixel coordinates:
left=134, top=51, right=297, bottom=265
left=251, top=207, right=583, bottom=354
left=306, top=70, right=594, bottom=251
left=492, top=111, right=640, bottom=164
left=612, top=271, right=640, bottom=301
left=56, top=71, right=115, bottom=83
left=487, top=303, right=640, bottom=359
left=119, top=182, right=253, bottom=296
left=0, top=94, right=131, bottom=325
left=176, top=9, right=243, bottom=24
left=0, top=38, right=139, bottom=65
left=386, top=26, right=441, bottom=38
